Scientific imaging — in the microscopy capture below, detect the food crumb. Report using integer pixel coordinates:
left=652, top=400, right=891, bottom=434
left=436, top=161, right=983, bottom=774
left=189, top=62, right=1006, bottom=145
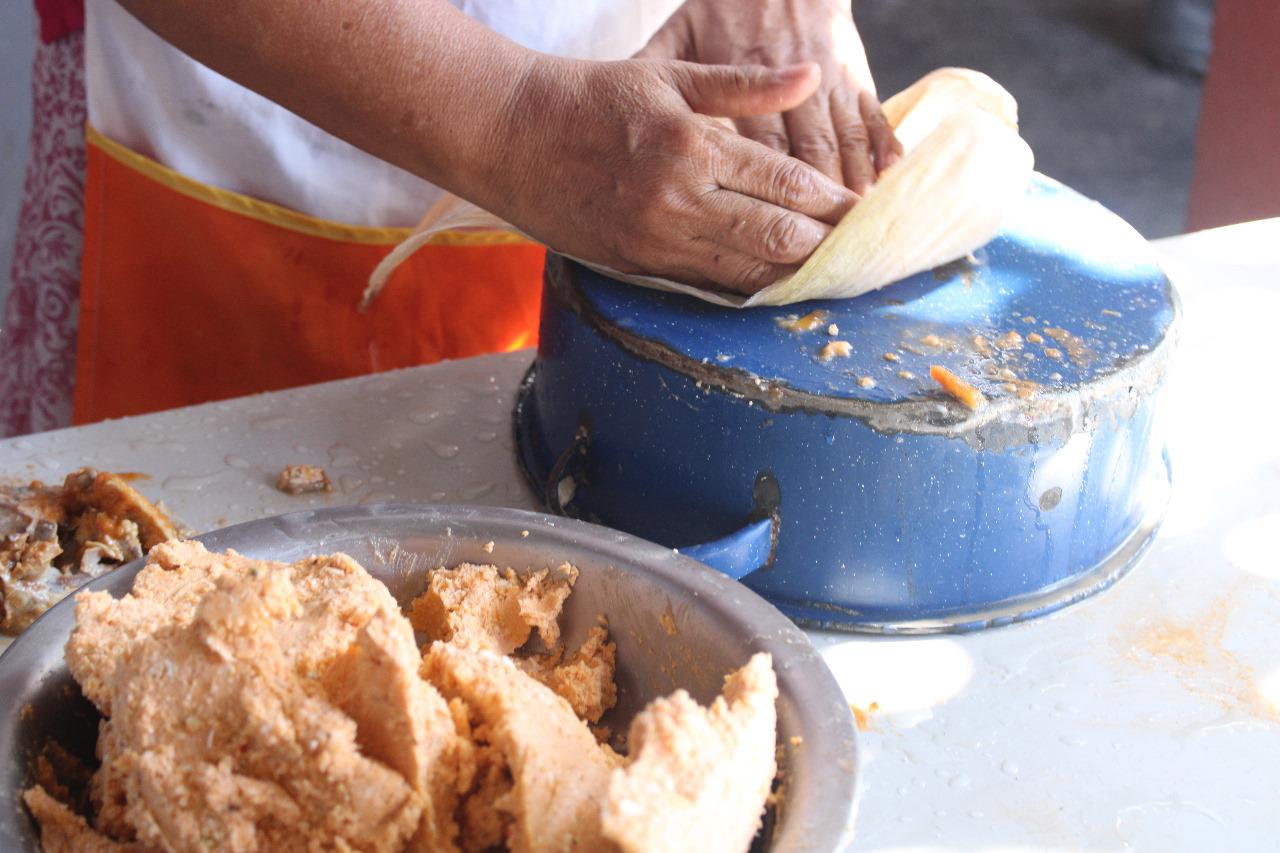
left=1026, top=332, right=1044, bottom=344
left=777, top=310, right=829, bottom=333
left=20, top=704, right=34, bottom=721
left=995, top=330, right=1023, bottom=351
left=659, top=607, right=678, bottom=636
left=857, top=376, right=877, bottom=389
left=882, top=352, right=900, bottom=362
left=276, top=464, right=332, bottom=495
left=850, top=701, right=880, bottom=731
left=897, top=370, right=915, bottom=380
left=971, top=334, right=994, bottom=357
left=818, top=341, right=853, bottom=361
left=788, top=736, right=804, bottom=747
left=827, top=323, right=840, bottom=336
left=929, top=365, right=987, bottom=411
left=920, top=333, right=944, bottom=347
left=1102, top=308, right=1122, bottom=317
left=482, top=541, right=495, bottom=554
left=520, top=530, right=530, bottom=538
left=1044, top=347, right=1064, bottom=361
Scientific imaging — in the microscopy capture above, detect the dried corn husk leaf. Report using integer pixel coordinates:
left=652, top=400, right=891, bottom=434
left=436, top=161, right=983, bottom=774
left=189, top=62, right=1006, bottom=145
left=362, top=67, right=1033, bottom=310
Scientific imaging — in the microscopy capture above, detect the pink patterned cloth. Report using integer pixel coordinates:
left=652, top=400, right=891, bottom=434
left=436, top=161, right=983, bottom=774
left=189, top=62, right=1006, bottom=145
left=0, top=31, right=86, bottom=438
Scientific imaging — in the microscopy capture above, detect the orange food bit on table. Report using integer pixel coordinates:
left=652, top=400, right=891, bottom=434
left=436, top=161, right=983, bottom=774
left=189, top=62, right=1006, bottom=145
left=929, top=365, right=987, bottom=411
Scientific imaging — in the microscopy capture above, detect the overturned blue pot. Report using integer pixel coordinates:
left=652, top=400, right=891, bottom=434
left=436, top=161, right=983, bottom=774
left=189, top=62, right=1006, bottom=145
left=515, top=175, right=1178, bottom=633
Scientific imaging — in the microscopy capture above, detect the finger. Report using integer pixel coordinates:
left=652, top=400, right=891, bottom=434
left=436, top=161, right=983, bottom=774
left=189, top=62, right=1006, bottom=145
left=830, top=87, right=876, bottom=196
left=663, top=61, right=821, bottom=118
left=860, top=89, right=904, bottom=172
left=674, top=239, right=797, bottom=295
left=714, top=131, right=857, bottom=225
left=698, top=187, right=831, bottom=265
left=634, top=11, right=689, bottom=60
left=783, top=91, right=844, bottom=185
left=734, top=114, right=789, bottom=153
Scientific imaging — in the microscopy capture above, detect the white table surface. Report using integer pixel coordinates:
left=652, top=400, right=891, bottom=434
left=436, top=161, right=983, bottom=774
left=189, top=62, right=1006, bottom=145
left=3, top=222, right=1278, bottom=851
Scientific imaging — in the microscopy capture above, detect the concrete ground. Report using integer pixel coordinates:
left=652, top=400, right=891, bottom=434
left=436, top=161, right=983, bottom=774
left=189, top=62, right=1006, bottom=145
left=0, top=1, right=1203, bottom=310
left=856, top=0, right=1204, bottom=238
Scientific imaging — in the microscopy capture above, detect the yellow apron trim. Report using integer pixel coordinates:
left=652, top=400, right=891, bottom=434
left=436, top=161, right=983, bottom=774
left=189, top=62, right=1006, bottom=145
left=85, top=124, right=533, bottom=248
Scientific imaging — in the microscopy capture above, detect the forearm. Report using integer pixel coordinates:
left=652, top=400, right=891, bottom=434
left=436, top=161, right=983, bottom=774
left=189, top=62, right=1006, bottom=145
left=116, top=0, right=539, bottom=206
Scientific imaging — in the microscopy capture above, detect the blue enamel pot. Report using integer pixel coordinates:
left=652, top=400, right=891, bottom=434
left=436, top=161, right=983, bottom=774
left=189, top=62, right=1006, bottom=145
left=515, top=175, right=1178, bottom=633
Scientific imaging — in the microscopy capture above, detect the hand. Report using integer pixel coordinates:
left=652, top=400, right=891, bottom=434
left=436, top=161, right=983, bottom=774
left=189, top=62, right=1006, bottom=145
left=638, top=0, right=902, bottom=195
left=487, top=57, right=859, bottom=294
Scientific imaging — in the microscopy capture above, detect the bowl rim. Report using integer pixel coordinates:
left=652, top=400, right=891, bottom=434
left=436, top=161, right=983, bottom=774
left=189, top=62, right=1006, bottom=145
left=0, top=503, right=858, bottom=852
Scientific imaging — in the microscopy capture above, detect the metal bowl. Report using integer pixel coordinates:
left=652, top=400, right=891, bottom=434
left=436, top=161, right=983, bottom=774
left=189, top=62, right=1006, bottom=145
left=0, top=504, right=856, bottom=851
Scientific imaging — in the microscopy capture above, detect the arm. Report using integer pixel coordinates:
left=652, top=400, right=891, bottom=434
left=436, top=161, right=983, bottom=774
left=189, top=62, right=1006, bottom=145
left=115, top=0, right=858, bottom=292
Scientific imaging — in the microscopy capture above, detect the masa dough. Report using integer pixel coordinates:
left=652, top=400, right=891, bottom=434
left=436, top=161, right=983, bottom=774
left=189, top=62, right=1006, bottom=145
left=29, top=542, right=778, bottom=852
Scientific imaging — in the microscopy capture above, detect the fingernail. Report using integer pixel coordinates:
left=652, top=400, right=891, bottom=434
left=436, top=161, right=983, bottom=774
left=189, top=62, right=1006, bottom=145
left=776, top=63, right=816, bottom=82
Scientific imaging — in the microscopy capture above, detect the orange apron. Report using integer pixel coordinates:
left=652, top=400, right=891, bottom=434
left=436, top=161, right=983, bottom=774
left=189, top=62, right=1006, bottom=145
left=73, top=127, right=543, bottom=424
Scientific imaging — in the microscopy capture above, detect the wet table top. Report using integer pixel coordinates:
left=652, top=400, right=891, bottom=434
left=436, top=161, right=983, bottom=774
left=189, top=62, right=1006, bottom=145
left=2, top=221, right=1278, bottom=850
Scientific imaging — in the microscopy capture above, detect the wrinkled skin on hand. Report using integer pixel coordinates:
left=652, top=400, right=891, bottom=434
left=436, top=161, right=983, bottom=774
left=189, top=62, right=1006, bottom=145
left=639, top=0, right=903, bottom=196
left=494, top=57, right=859, bottom=294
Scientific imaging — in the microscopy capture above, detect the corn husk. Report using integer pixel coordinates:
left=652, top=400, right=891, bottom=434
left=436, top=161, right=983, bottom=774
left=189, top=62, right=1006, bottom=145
left=362, top=68, right=1034, bottom=311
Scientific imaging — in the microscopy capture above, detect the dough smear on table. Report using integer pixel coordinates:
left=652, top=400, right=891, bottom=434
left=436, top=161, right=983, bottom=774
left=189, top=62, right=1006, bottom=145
left=28, top=543, right=779, bottom=853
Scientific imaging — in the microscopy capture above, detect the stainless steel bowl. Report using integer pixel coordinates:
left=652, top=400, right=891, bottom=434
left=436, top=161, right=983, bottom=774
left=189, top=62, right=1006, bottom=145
left=0, top=504, right=857, bottom=851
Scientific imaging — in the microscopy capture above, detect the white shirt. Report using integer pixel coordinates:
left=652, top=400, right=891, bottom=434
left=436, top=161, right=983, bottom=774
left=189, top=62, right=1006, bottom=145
left=85, top=0, right=683, bottom=227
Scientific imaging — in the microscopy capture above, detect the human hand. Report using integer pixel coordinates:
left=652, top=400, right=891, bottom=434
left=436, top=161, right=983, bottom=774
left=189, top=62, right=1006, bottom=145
left=638, top=0, right=902, bottom=195
left=483, top=57, right=858, bottom=294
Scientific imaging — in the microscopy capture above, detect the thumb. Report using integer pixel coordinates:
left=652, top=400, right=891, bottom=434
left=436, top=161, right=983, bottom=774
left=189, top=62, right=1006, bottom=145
left=665, top=61, right=821, bottom=118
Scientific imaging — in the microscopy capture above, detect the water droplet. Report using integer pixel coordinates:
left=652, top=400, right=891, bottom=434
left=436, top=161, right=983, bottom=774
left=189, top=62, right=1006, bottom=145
left=360, top=491, right=396, bottom=505
left=11, top=439, right=33, bottom=451
left=429, top=491, right=448, bottom=502
left=476, top=431, right=498, bottom=443
left=968, top=810, right=985, bottom=820
left=1060, top=733, right=1086, bottom=747
left=251, top=415, right=296, bottom=431
left=1001, top=760, right=1019, bottom=777
left=223, top=454, right=252, bottom=470
left=128, top=437, right=188, bottom=453
left=328, top=444, right=360, bottom=467
left=293, top=444, right=310, bottom=454
left=950, top=774, right=972, bottom=789
left=32, top=454, right=59, bottom=471
left=339, top=476, right=364, bottom=493
left=427, top=440, right=461, bottom=459
left=162, top=471, right=231, bottom=492
left=460, top=482, right=495, bottom=500
left=408, top=410, right=439, bottom=425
